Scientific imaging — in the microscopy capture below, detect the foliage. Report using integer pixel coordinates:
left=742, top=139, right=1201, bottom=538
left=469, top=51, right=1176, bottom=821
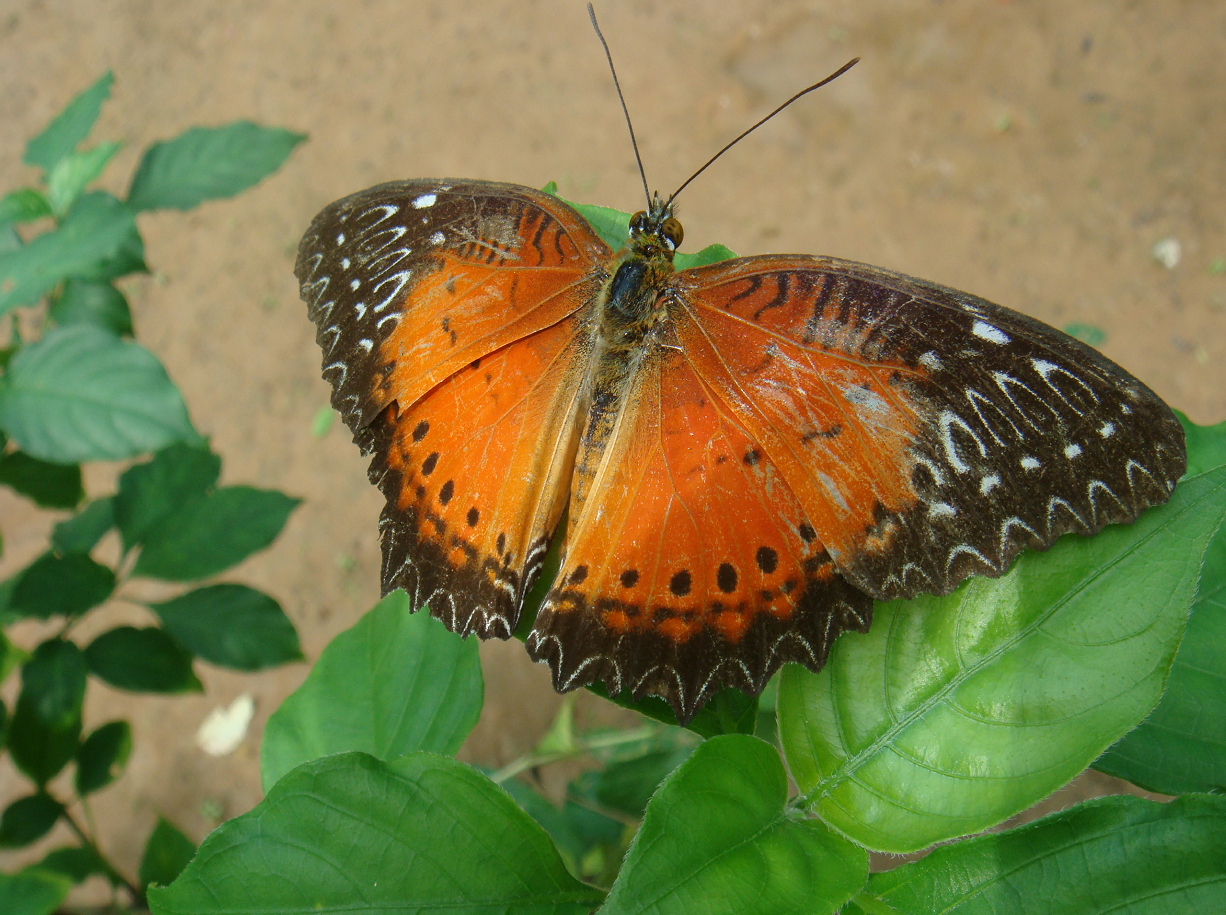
left=148, top=189, right=1226, bottom=913
left=0, top=72, right=304, bottom=913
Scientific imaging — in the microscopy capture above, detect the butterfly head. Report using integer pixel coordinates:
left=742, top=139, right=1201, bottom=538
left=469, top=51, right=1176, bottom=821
left=627, top=192, right=684, bottom=263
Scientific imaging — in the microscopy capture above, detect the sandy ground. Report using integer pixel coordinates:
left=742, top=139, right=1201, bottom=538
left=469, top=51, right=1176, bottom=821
left=1, top=0, right=1223, bottom=903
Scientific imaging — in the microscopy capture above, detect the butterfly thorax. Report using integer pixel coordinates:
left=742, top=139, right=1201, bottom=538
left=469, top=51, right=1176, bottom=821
left=601, top=196, right=682, bottom=339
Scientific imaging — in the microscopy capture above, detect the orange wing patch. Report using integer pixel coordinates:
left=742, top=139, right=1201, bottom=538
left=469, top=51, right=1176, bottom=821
left=526, top=329, right=871, bottom=721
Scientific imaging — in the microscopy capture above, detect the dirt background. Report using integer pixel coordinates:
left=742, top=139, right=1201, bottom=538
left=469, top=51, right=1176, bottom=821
left=1, top=0, right=1223, bottom=904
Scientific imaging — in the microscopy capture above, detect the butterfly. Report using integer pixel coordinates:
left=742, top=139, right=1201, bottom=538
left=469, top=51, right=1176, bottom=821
left=295, top=172, right=1185, bottom=724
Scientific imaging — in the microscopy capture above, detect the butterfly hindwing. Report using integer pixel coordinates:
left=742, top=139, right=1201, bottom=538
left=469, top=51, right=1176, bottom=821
left=297, top=180, right=612, bottom=636
left=670, top=254, right=1186, bottom=601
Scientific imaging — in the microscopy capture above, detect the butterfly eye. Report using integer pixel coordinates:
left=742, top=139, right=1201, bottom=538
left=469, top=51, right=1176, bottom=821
left=661, top=217, right=684, bottom=249
left=629, top=211, right=648, bottom=234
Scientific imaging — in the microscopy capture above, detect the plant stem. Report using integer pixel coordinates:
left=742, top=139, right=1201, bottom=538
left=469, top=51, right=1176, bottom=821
left=489, top=723, right=663, bottom=784
left=61, top=807, right=146, bottom=909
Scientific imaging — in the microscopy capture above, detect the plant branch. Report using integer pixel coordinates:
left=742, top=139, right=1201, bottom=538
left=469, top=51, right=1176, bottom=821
left=61, top=806, right=146, bottom=908
left=489, top=723, right=662, bottom=784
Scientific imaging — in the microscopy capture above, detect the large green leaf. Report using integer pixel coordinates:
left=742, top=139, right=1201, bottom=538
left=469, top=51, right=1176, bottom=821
left=0, top=192, right=139, bottom=316
left=8, top=552, right=115, bottom=619
left=131, top=486, right=298, bottom=581
left=260, top=591, right=481, bottom=791
left=0, top=867, right=72, bottom=915
left=114, top=441, right=220, bottom=550
left=0, top=325, right=196, bottom=462
left=148, top=752, right=605, bottom=915
left=0, top=450, right=83, bottom=509
left=127, top=122, right=305, bottom=211
left=847, top=794, right=1226, bottom=915
left=150, top=584, right=302, bottom=671
left=779, top=466, right=1226, bottom=853
left=602, top=735, right=868, bottom=915
left=24, top=72, right=113, bottom=172
left=1095, top=419, right=1226, bottom=793
left=84, top=627, right=201, bottom=693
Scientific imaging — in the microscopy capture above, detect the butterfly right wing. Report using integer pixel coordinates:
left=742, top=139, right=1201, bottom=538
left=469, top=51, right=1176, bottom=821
left=296, top=180, right=611, bottom=637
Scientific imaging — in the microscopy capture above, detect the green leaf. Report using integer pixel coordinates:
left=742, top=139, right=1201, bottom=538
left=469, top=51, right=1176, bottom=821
left=131, top=486, right=299, bottom=581
left=6, top=696, right=80, bottom=785
left=37, top=845, right=108, bottom=884
left=19, top=639, right=87, bottom=727
left=75, top=720, right=132, bottom=795
left=0, top=192, right=139, bottom=316
left=127, top=122, right=306, bottom=211
left=9, top=553, right=114, bottom=619
left=570, top=731, right=697, bottom=819
left=779, top=466, right=1226, bottom=853
left=0, top=324, right=196, bottom=462
left=0, top=450, right=83, bottom=509
left=84, top=627, right=201, bottom=693
left=150, top=584, right=302, bottom=671
left=588, top=679, right=759, bottom=737
left=1182, top=416, right=1226, bottom=476
left=603, top=735, right=868, bottom=915
left=51, top=497, right=115, bottom=554
left=50, top=278, right=134, bottom=335
left=148, top=752, right=605, bottom=915
left=24, top=72, right=113, bottom=172
left=852, top=794, right=1226, bottom=915
left=1095, top=505, right=1226, bottom=792
left=114, top=441, right=220, bottom=550
left=499, top=779, right=623, bottom=879
left=139, top=818, right=196, bottom=891
left=46, top=142, right=122, bottom=217
left=260, top=591, right=481, bottom=791
left=0, top=189, right=52, bottom=225
left=0, top=867, right=72, bottom=915
left=0, top=794, right=65, bottom=849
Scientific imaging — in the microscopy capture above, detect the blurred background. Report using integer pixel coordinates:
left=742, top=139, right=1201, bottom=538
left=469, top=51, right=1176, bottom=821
left=1, top=0, right=1222, bottom=897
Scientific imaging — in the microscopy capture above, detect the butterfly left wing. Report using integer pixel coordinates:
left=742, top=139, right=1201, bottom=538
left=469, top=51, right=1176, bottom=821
left=297, top=180, right=611, bottom=637
left=667, top=254, right=1187, bottom=601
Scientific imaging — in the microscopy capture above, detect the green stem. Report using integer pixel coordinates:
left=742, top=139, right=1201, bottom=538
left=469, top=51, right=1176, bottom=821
left=489, top=723, right=662, bottom=784
left=61, top=806, right=146, bottom=909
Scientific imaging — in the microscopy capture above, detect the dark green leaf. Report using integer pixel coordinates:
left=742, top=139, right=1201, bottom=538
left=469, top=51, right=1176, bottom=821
left=51, top=497, right=115, bottom=554
left=19, top=639, right=87, bottom=727
left=260, top=591, right=481, bottom=790
left=0, top=192, right=138, bottom=316
left=114, top=441, right=220, bottom=551
left=6, top=695, right=80, bottom=785
left=779, top=465, right=1226, bottom=853
left=46, top=142, right=121, bottom=217
left=0, top=794, right=64, bottom=849
left=852, top=794, right=1226, bottom=915
left=571, top=742, right=695, bottom=818
left=139, top=817, right=196, bottom=891
left=148, top=752, right=604, bottom=915
left=0, top=867, right=72, bottom=915
left=9, top=553, right=114, bottom=619
left=24, top=72, right=113, bottom=172
left=1062, top=322, right=1108, bottom=346
left=150, top=584, right=301, bottom=671
left=84, top=627, right=201, bottom=693
left=37, top=845, right=108, bottom=884
left=0, top=450, right=83, bottom=509
left=0, top=189, right=52, bottom=225
left=500, top=778, right=623, bottom=878
left=49, top=278, right=133, bottom=335
left=603, top=736, right=868, bottom=915
left=1182, top=414, right=1226, bottom=477
left=0, top=325, right=196, bottom=462
left=127, top=122, right=305, bottom=211
left=132, top=486, right=299, bottom=581
left=0, top=630, right=23, bottom=681
left=75, top=720, right=132, bottom=795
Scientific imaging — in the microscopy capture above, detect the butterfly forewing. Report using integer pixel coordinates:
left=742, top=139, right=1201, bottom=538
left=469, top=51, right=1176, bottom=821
left=297, top=180, right=612, bottom=635
left=670, top=255, right=1186, bottom=601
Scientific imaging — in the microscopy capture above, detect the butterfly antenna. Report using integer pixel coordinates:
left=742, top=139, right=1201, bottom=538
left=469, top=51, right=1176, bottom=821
left=666, top=57, right=860, bottom=208
left=588, top=3, right=652, bottom=211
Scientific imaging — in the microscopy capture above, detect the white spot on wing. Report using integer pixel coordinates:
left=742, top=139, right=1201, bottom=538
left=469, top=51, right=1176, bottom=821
left=1099, top=422, right=1115, bottom=438
left=972, top=321, right=1010, bottom=345
left=980, top=474, right=1001, bottom=495
left=429, top=231, right=445, bottom=245
left=412, top=193, right=437, bottom=209
left=928, top=502, right=957, bottom=518
left=1064, top=443, right=1083, bottom=459
left=1021, top=456, right=1041, bottom=470
left=349, top=279, right=360, bottom=290
left=336, top=232, right=345, bottom=244
left=919, top=352, right=942, bottom=371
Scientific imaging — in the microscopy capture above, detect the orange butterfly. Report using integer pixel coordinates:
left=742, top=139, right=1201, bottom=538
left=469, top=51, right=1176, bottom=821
left=296, top=39, right=1184, bottom=724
